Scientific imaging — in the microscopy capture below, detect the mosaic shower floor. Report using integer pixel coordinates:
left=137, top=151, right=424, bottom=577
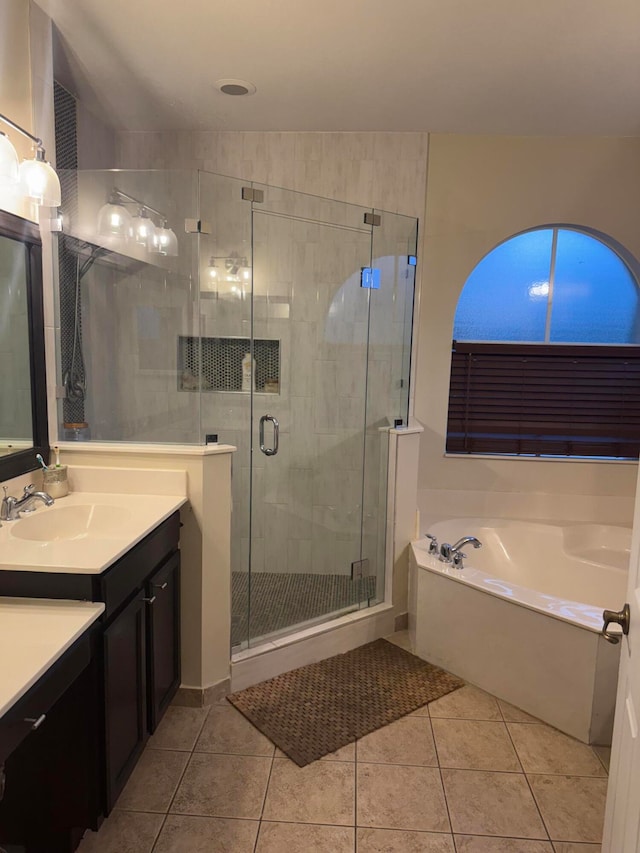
left=231, top=571, right=377, bottom=647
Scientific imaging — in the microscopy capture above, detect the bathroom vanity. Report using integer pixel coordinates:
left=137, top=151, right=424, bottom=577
left=0, top=492, right=185, bottom=850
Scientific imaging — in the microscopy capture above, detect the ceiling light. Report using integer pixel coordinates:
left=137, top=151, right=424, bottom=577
left=215, top=78, right=257, bottom=96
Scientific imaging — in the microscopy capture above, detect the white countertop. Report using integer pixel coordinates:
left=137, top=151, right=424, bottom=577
left=0, top=597, right=105, bottom=718
left=0, top=491, right=187, bottom=574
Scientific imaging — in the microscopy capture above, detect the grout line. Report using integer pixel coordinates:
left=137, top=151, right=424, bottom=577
left=150, top=705, right=214, bottom=851
left=430, top=714, right=456, bottom=841
left=253, top=742, right=276, bottom=852
left=501, top=716, right=552, bottom=841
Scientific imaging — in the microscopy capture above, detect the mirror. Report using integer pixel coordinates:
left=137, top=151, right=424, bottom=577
left=0, top=209, right=49, bottom=481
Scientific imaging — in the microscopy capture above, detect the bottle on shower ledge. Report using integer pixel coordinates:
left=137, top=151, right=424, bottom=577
left=241, top=352, right=255, bottom=392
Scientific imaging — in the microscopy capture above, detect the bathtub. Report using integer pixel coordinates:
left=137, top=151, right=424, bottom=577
left=409, top=518, right=630, bottom=744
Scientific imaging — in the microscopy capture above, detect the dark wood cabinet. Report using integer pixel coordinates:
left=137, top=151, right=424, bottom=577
left=0, top=511, right=182, bottom=839
left=103, top=594, right=148, bottom=810
left=147, top=551, right=181, bottom=732
left=0, top=630, right=102, bottom=853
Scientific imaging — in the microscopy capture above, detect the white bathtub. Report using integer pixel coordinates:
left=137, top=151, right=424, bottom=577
left=409, top=518, right=630, bottom=744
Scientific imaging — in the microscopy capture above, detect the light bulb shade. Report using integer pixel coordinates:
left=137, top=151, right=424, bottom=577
left=18, top=156, right=61, bottom=206
left=97, top=202, right=132, bottom=238
left=0, top=133, right=19, bottom=185
left=150, top=225, right=178, bottom=256
left=132, top=214, right=156, bottom=248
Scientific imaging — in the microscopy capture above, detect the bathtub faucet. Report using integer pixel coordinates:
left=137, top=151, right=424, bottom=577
left=439, top=536, right=482, bottom=567
left=451, top=536, right=482, bottom=552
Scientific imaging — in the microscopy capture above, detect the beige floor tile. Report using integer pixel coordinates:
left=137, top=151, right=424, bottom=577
left=77, top=810, right=164, bottom=853
left=154, top=814, right=259, bottom=852
left=275, top=741, right=355, bottom=761
left=262, top=757, right=355, bottom=825
left=528, top=774, right=607, bottom=843
left=432, top=718, right=521, bottom=772
left=171, top=753, right=272, bottom=819
left=410, top=702, right=431, bottom=717
left=429, top=686, right=501, bottom=721
left=553, top=844, right=601, bottom=852
left=498, top=699, right=541, bottom=723
left=357, top=827, right=455, bottom=851
left=257, top=821, right=354, bottom=852
left=455, top=837, right=553, bottom=852
left=116, top=749, right=189, bottom=812
left=592, top=745, right=611, bottom=773
left=507, top=724, right=606, bottom=776
left=195, top=706, right=275, bottom=756
left=357, top=716, right=437, bottom=766
left=149, top=705, right=209, bottom=751
left=357, top=762, right=450, bottom=832
left=442, top=769, right=547, bottom=838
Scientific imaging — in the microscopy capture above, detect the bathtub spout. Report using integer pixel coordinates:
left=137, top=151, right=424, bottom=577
left=451, top=536, right=482, bottom=552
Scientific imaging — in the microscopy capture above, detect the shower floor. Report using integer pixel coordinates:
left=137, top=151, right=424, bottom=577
left=231, top=571, right=377, bottom=648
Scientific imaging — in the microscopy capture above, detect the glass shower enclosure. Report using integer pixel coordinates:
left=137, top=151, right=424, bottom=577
left=54, top=169, right=418, bottom=650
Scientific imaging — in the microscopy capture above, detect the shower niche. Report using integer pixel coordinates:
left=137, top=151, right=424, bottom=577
left=178, top=335, right=280, bottom=394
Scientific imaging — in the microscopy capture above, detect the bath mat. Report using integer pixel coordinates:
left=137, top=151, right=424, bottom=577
left=227, top=638, right=464, bottom=766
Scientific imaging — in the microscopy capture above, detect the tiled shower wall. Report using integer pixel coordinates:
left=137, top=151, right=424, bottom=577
left=115, top=131, right=428, bottom=221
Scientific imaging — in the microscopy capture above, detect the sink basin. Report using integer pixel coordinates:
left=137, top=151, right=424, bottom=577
left=11, top=504, right=131, bottom=542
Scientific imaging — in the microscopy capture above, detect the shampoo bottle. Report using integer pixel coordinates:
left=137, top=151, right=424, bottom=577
left=242, top=352, right=255, bottom=391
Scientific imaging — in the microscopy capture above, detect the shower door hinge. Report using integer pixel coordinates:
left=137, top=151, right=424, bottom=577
left=364, top=212, right=381, bottom=226
left=184, top=219, right=212, bottom=234
left=361, top=267, right=381, bottom=289
left=351, top=558, right=369, bottom=581
left=241, top=187, right=264, bottom=203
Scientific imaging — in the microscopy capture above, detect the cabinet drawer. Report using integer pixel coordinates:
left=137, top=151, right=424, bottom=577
left=99, top=512, right=180, bottom=619
left=0, top=630, right=92, bottom=764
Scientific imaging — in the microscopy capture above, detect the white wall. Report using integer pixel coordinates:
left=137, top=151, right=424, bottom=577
left=415, top=134, right=640, bottom=525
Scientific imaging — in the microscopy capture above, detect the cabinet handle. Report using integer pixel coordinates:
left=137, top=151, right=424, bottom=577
left=142, top=596, right=156, bottom=605
left=153, top=582, right=168, bottom=590
left=24, top=714, right=46, bottom=730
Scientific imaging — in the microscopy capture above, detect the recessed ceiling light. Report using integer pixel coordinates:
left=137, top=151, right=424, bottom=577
left=215, top=78, right=257, bottom=96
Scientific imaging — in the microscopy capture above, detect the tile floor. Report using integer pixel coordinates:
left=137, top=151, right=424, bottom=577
left=78, top=632, right=611, bottom=853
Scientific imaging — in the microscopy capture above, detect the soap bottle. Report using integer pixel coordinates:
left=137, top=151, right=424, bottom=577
left=241, top=352, right=255, bottom=392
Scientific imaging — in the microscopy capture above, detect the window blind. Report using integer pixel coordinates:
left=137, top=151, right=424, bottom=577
left=447, top=342, right=640, bottom=458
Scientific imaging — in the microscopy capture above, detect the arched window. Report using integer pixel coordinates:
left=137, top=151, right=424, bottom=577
left=447, top=227, right=640, bottom=458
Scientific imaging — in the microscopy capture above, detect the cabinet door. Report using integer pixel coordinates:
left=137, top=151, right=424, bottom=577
left=103, top=595, right=147, bottom=812
left=147, top=551, right=181, bottom=732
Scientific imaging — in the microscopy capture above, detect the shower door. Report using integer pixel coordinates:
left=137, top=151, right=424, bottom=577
left=246, top=187, right=375, bottom=645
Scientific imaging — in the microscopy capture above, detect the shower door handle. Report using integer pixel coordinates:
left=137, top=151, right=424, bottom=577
left=259, top=415, right=279, bottom=456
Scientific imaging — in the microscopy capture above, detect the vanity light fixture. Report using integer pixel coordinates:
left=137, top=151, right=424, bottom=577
left=0, top=112, right=61, bottom=206
left=97, top=188, right=178, bottom=256
left=204, top=253, right=251, bottom=297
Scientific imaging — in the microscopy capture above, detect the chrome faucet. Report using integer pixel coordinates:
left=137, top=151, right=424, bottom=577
left=451, top=536, right=482, bottom=552
left=1, top=484, right=54, bottom=521
left=439, top=535, right=482, bottom=567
